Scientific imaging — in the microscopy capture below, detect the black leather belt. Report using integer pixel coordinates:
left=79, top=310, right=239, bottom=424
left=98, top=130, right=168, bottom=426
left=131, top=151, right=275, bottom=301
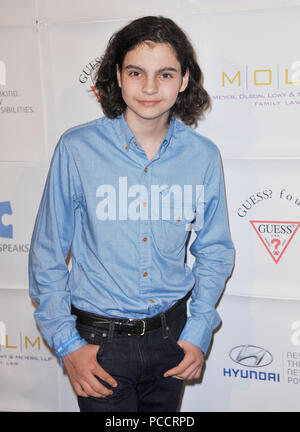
left=71, top=290, right=191, bottom=336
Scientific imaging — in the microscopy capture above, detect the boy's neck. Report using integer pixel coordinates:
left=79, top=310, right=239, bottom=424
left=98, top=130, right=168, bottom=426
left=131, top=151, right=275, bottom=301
left=124, top=109, right=170, bottom=161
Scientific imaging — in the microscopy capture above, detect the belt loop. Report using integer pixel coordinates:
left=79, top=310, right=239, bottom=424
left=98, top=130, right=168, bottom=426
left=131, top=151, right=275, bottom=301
left=107, top=321, right=115, bottom=343
left=160, top=313, right=169, bottom=339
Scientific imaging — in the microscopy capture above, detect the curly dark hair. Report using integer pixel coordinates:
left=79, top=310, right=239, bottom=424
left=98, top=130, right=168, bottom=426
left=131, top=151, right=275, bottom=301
left=93, top=16, right=211, bottom=128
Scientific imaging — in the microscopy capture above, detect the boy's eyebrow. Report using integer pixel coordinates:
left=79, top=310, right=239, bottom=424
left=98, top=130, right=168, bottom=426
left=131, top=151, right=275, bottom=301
left=124, top=65, right=179, bottom=73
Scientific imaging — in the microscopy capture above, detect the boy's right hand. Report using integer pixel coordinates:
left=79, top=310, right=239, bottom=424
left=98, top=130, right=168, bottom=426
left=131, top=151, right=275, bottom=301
left=63, top=344, right=118, bottom=398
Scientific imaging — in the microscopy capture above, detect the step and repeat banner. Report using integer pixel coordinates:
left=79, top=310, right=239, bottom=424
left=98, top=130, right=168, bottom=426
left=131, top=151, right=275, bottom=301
left=0, top=0, right=299, bottom=412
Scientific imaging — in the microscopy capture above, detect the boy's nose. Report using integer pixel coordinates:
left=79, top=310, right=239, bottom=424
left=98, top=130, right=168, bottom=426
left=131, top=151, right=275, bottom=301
left=142, top=76, right=158, bottom=94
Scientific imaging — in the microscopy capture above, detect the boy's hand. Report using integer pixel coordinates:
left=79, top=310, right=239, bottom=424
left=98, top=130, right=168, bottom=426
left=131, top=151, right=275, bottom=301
left=163, top=339, right=204, bottom=380
left=63, top=344, right=118, bottom=397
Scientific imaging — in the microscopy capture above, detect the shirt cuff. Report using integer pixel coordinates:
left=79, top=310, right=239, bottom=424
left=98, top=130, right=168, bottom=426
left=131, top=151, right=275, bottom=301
left=54, top=329, right=87, bottom=366
left=178, top=315, right=221, bottom=356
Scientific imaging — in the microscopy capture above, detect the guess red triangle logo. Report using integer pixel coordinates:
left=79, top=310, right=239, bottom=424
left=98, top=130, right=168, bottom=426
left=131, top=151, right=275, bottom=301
left=250, top=220, right=300, bottom=263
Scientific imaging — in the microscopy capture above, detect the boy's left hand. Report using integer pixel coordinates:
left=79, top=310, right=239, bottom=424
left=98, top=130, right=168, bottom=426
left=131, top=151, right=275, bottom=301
left=163, top=340, right=204, bottom=380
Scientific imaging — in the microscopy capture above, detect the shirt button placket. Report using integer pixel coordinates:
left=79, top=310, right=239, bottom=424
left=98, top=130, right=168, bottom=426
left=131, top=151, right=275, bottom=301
left=139, top=163, right=151, bottom=294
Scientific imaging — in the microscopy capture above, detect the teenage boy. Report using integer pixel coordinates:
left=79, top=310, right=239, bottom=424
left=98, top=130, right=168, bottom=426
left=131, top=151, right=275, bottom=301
left=29, top=16, right=235, bottom=412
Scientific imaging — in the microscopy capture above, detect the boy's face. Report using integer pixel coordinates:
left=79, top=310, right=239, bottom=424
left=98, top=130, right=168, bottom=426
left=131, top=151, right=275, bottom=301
left=116, top=41, right=189, bottom=123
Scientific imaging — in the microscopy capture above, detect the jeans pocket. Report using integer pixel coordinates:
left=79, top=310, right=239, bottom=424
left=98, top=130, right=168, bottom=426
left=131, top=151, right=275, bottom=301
left=166, top=330, right=185, bottom=354
left=162, top=317, right=184, bottom=355
left=76, top=323, right=95, bottom=343
left=76, top=323, right=107, bottom=354
left=164, top=309, right=187, bottom=355
left=96, top=341, right=106, bottom=361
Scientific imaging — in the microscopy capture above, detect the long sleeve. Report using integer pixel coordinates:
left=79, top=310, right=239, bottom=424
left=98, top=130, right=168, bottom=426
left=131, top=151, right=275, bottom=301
left=179, top=148, right=235, bottom=355
left=28, top=136, right=87, bottom=361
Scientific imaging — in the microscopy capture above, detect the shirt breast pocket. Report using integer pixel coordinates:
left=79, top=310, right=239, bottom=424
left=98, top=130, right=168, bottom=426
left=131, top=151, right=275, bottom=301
left=152, top=202, right=195, bottom=255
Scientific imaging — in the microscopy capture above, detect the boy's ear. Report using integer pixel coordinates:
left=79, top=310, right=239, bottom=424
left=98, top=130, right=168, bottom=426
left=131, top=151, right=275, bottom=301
left=179, top=68, right=189, bottom=93
left=116, top=64, right=122, bottom=88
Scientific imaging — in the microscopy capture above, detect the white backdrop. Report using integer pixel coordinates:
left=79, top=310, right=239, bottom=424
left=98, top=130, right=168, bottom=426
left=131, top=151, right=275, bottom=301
left=0, top=0, right=300, bottom=412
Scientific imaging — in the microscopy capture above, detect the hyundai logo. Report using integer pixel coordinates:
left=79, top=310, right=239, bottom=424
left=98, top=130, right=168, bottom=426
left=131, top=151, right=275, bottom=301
left=229, top=345, right=273, bottom=367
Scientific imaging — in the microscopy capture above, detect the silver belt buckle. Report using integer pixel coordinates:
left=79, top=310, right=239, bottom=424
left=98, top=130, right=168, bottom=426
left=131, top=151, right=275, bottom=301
left=128, top=319, right=146, bottom=336
left=140, top=319, right=146, bottom=336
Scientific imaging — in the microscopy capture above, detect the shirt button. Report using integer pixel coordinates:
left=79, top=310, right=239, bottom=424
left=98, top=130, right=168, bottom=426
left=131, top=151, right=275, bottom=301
left=134, top=141, right=138, bottom=146
left=142, top=202, right=147, bottom=207
left=144, top=167, right=148, bottom=173
left=149, top=299, right=155, bottom=303
left=143, top=272, right=148, bottom=277
left=142, top=237, right=147, bottom=242
left=125, top=145, right=129, bottom=150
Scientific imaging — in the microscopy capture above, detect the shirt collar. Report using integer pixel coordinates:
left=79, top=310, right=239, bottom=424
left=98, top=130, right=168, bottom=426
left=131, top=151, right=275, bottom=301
left=116, top=112, right=176, bottom=151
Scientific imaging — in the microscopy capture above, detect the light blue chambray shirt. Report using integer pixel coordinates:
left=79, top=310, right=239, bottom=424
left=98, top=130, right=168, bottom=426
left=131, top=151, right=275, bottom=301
left=28, top=113, right=235, bottom=361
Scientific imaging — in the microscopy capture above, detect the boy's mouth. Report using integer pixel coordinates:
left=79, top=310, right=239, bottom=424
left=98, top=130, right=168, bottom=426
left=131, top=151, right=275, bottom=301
left=137, top=100, right=161, bottom=106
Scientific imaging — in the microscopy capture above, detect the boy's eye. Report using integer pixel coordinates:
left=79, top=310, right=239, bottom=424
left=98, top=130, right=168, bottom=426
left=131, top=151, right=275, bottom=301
left=127, top=71, right=173, bottom=79
left=161, top=73, right=173, bottom=79
left=129, top=71, right=141, bottom=77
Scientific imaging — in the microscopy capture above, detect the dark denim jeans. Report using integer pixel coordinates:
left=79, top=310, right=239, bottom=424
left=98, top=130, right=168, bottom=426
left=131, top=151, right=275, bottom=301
left=76, top=301, right=187, bottom=412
